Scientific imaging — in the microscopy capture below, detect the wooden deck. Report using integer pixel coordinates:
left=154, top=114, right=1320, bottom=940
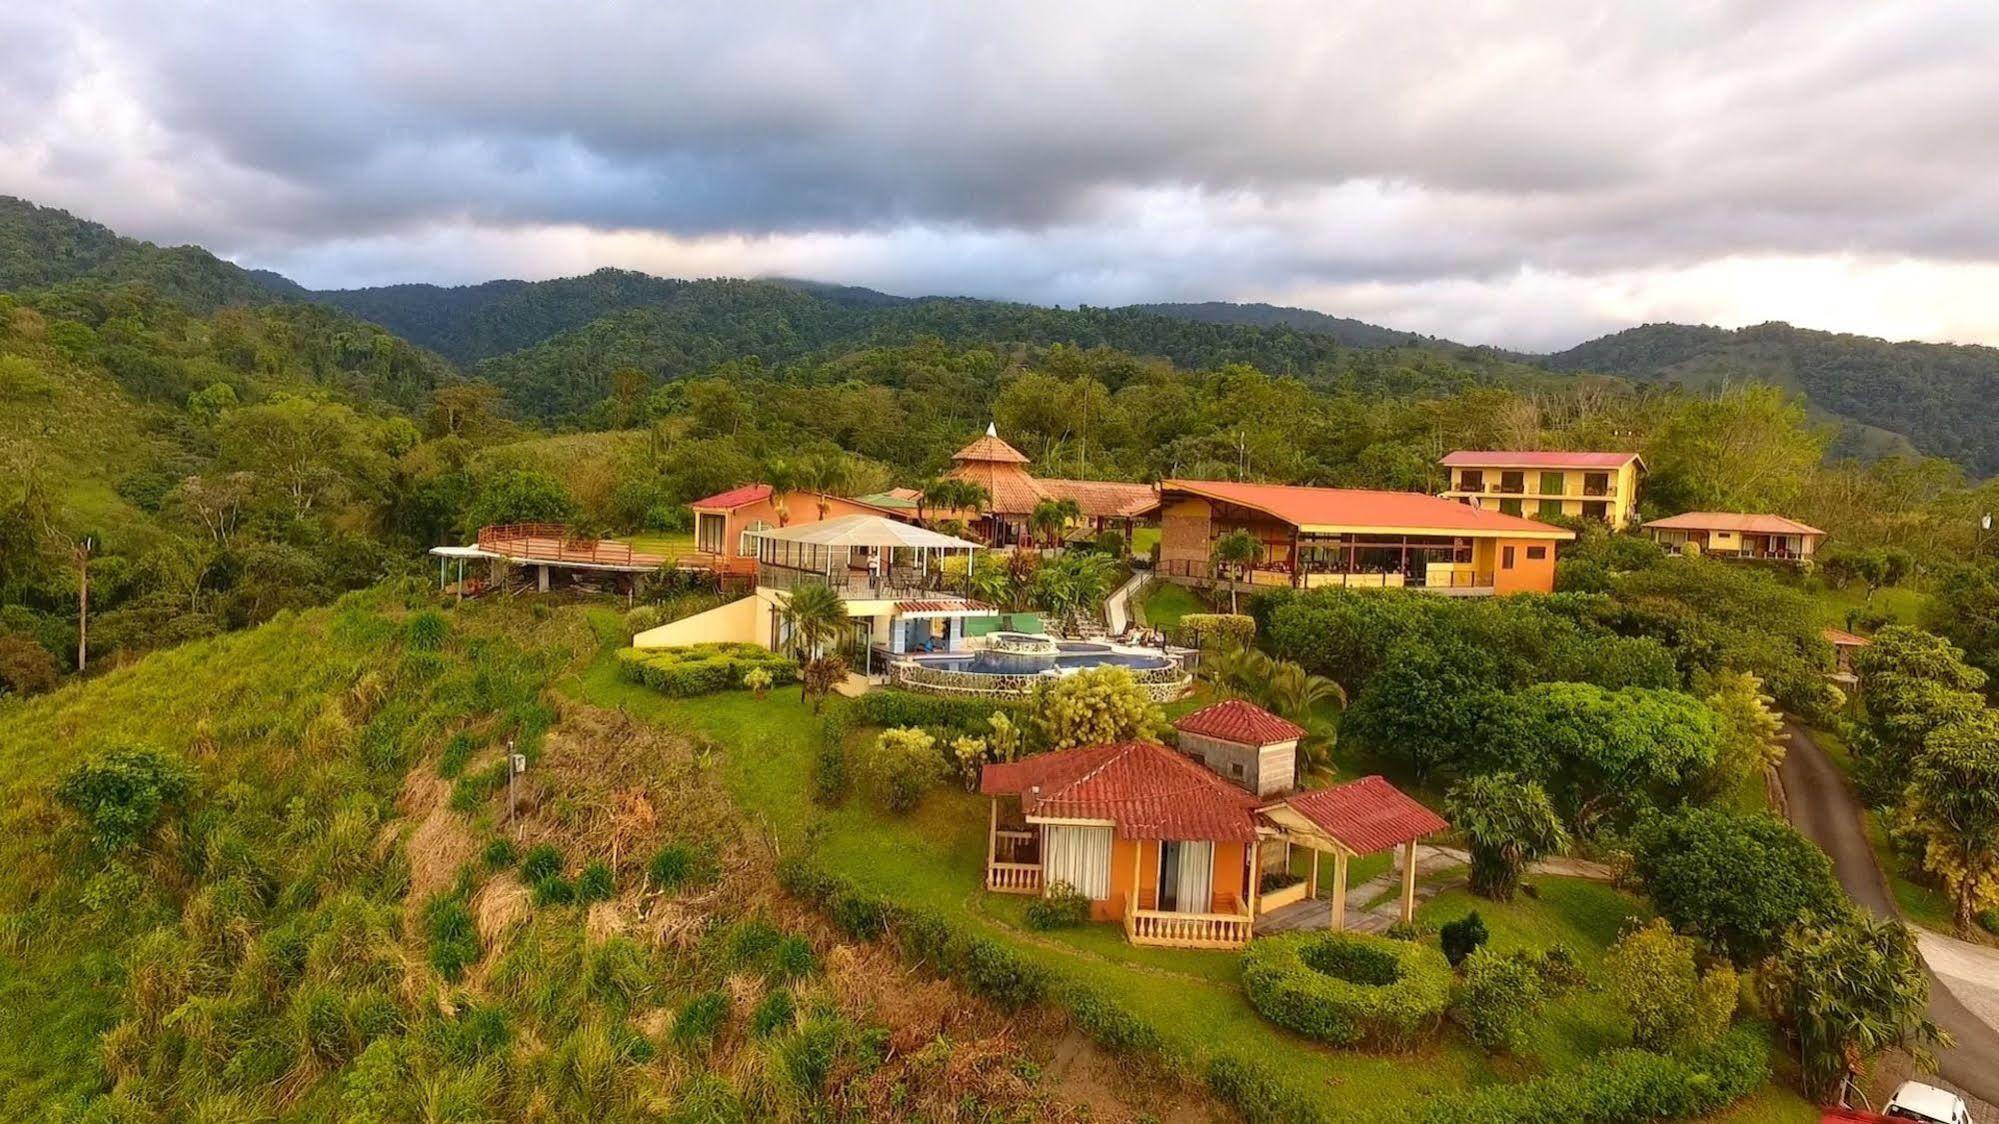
left=477, top=523, right=676, bottom=570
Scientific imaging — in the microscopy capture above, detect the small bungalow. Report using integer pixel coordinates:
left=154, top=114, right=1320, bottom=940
left=1642, top=512, right=1825, bottom=563
left=1440, top=450, right=1645, bottom=530
left=1150, top=478, right=1574, bottom=596
left=980, top=703, right=1446, bottom=950
left=1173, top=697, right=1306, bottom=798
left=1824, top=626, right=1871, bottom=688
left=688, top=484, right=917, bottom=578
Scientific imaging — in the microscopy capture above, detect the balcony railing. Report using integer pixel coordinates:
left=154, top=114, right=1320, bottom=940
left=1123, top=891, right=1253, bottom=949
left=756, top=562, right=975, bottom=601
left=986, top=862, right=1043, bottom=894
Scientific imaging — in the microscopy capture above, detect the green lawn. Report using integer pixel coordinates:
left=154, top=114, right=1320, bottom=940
left=1134, top=579, right=1205, bottom=632
left=567, top=642, right=1814, bottom=1117
left=618, top=530, right=697, bottom=556
left=1811, top=582, right=1930, bottom=630
left=1131, top=526, right=1161, bottom=558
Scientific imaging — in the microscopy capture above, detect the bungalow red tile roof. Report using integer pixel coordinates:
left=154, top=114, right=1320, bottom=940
left=1172, top=698, right=1307, bottom=746
left=689, top=482, right=773, bottom=509
left=980, top=741, right=1261, bottom=842
left=1279, top=776, right=1448, bottom=855
left=1823, top=626, right=1872, bottom=648
left=1440, top=450, right=1643, bottom=469
left=951, top=432, right=1032, bottom=464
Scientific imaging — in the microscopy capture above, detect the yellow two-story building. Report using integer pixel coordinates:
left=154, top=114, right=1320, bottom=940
left=1440, top=451, right=1645, bottom=530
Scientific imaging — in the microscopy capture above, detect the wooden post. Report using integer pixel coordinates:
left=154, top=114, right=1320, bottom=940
left=1400, top=841, right=1418, bottom=923
left=1132, top=838, right=1145, bottom=913
left=1246, top=838, right=1260, bottom=917
left=1305, top=843, right=1319, bottom=900
left=986, top=798, right=999, bottom=875
left=1331, top=849, right=1349, bottom=931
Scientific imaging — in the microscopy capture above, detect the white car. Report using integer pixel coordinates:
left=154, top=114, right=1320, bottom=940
left=1884, top=1080, right=1971, bottom=1124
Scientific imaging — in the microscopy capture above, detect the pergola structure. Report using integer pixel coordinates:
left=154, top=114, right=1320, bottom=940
left=1257, top=777, right=1449, bottom=930
left=746, top=514, right=983, bottom=599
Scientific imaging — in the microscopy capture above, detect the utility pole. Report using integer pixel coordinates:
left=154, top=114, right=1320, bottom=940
left=76, top=536, right=92, bottom=672
left=508, top=740, right=525, bottom=840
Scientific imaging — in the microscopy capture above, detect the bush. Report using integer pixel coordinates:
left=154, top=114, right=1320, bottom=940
left=852, top=688, right=1024, bottom=735
left=1062, top=983, right=1162, bottom=1054
left=1176, top=613, right=1256, bottom=649
left=813, top=707, right=855, bottom=806
left=1031, top=665, right=1163, bottom=750
left=856, top=726, right=947, bottom=814
left=751, top=989, right=796, bottom=1038
left=1451, top=947, right=1556, bottom=1054
left=55, top=745, right=197, bottom=851
left=1633, top=807, right=1842, bottom=965
left=674, top=988, right=729, bottom=1050
left=576, top=861, right=614, bottom=902
left=404, top=609, right=449, bottom=651
left=482, top=837, right=517, bottom=869
left=1025, top=881, right=1092, bottom=930
left=626, top=604, right=664, bottom=633
left=1241, top=931, right=1452, bottom=1048
left=520, top=843, right=564, bottom=884
left=950, top=931, right=1050, bottom=1010
left=616, top=643, right=799, bottom=697
left=1207, top=1054, right=1327, bottom=1124
left=648, top=842, right=715, bottom=890
left=1440, top=912, right=1488, bottom=967
left=1413, top=1026, right=1769, bottom=1123
left=532, top=876, right=576, bottom=906
left=1604, top=918, right=1739, bottom=1051
left=0, top=632, right=60, bottom=697
left=424, top=895, right=479, bottom=981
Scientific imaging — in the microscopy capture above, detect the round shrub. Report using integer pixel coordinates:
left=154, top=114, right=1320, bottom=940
left=1241, top=931, right=1452, bottom=1049
left=577, top=860, right=614, bottom=902
left=1025, top=881, right=1092, bottom=930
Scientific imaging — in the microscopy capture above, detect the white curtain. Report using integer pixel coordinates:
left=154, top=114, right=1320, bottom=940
left=1043, top=825, right=1112, bottom=900
left=1174, top=841, right=1214, bottom=914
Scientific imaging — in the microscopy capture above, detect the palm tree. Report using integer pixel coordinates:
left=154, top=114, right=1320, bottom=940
left=1445, top=772, right=1570, bottom=902
left=1212, top=529, right=1263, bottom=613
left=763, top=458, right=803, bottom=526
left=922, top=478, right=991, bottom=529
left=1030, top=497, right=1082, bottom=549
left=914, top=476, right=944, bottom=525
left=1266, top=661, right=1346, bottom=785
left=779, top=580, right=848, bottom=679
left=799, top=454, right=850, bottom=521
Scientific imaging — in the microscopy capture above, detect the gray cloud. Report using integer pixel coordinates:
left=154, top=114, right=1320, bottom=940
left=3, top=1, right=1998, bottom=348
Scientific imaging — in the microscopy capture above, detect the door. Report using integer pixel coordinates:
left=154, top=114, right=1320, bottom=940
left=1156, top=841, right=1180, bottom=912
left=1157, top=840, right=1214, bottom=913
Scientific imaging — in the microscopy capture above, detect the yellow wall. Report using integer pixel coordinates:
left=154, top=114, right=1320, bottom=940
left=632, top=594, right=770, bottom=648
left=1447, top=460, right=1642, bottom=529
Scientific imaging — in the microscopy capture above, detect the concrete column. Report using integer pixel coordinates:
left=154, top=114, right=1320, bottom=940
left=1305, top=845, right=1319, bottom=900
left=1331, top=850, right=1349, bottom=931
left=1400, top=841, right=1419, bottom=923
left=537, top=564, right=550, bottom=592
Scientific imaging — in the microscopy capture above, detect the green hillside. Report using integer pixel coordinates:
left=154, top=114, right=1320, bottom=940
left=0, top=196, right=294, bottom=312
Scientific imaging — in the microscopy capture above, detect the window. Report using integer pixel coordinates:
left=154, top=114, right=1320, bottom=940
left=1230, top=761, right=1245, bottom=779
left=696, top=512, right=727, bottom=555
left=1527, top=546, right=1547, bottom=560
left=1502, top=545, right=1516, bottom=569
left=738, top=519, right=770, bottom=556
left=1583, top=472, right=1611, bottom=497
left=1538, top=499, right=1563, bottom=518
left=1458, top=469, right=1484, bottom=491
left=1044, top=824, right=1113, bottom=899
left=1583, top=501, right=1608, bottom=521
left=1499, top=499, right=1523, bottom=516
left=1539, top=471, right=1565, bottom=495
left=1499, top=470, right=1525, bottom=494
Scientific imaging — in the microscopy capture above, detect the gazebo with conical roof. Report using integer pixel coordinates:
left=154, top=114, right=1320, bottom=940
left=945, top=423, right=1051, bottom=544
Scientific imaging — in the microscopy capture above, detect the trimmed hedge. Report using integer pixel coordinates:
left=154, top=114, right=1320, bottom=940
left=1241, top=931, right=1452, bottom=1049
left=1412, top=1026, right=1770, bottom=1123
left=617, top=643, right=798, bottom=697
left=851, top=688, right=1025, bottom=734
left=1176, top=613, right=1256, bottom=649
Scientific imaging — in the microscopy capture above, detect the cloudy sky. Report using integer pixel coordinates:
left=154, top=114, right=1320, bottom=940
left=4, top=1, right=1997, bottom=350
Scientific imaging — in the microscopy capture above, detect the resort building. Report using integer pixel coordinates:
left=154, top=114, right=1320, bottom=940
left=1150, top=478, right=1574, bottom=596
left=430, top=523, right=667, bottom=598
left=980, top=707, right=1446, bottom=950
left=1439, top=451, right=1645, bottom=529
left=634, top=514, right=991, bottom=668
left=1642, top=512, right=1825, bottom=563
left=944, top=425, right=1155, bottom=547
left=687, top=484, right=916, bottom=578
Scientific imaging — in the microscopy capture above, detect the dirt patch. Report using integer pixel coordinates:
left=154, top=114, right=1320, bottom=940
left=400, top=763, right=481, bottom=904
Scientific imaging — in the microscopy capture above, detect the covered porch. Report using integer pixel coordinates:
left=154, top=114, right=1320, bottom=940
left=1253, top=777, right=1449, bottom=933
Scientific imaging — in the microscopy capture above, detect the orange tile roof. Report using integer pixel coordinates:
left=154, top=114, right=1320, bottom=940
left=1440, top=450, right=1643, bottom=469
left=980, top=741, right=1261, bottom=842
left=1823, top=627, right=1872, bottom=648
left=1278, top=776, right=1448, bottom=855
left=1173, top=698, right=1307, bottom=746
left=1037, top=478, right=1158, bottom=519
left=1643, top=511, right=1825, bottom=536
left=1158, top=479, right=1574, bottom=538
left=952, top=432, right=1031, bottom=464
left=947, top=460, right=1050, bottom=515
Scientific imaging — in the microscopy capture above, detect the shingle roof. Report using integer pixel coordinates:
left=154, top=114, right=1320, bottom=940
left=947, top=460, right=1050, bottom=515
left=690, top=483, right=773, bottom=510
left=952, top=433, right=1032, bottom=464
left=980, top=741, right=1261, bottom=842
left=1440, top=450, right=1643, bottom=470
left=1173, top=698, right=1307, bottom=746
left=1039, top=478, right=1158, bottom=519
left=1157, top=479, right=1575, bottom=539
left=1279, top=776, right=1449, bottom=855
left=1642, top=511, right=1826, bottom=536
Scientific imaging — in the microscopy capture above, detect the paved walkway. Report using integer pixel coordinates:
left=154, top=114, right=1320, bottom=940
left=1780, top=721, right=1999, bottom=1109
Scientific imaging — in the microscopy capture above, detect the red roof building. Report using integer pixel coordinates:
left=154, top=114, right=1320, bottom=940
left=943, top=424, right=1157, bottom=546
left=1439, top=450, right=1642, bottom=469
left=1439, top=450, right=1646, bottom=530
left=1642, top=511, right=1826, bottom=564
left=1174, top=698, right=1308, bottom=746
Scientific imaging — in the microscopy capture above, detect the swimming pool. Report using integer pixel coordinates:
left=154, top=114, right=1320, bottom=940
left=887, top=633, right=1189, bottom=701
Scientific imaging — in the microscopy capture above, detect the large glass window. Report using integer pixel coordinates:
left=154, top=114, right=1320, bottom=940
left=1458, top=470, right=1484, bottom=491
left=696, top=512, right=727, bottom=554
left=1538, top=499, right=1563, bottom=518
left=1500, top=470, right=1525, bottom=494
left=1539, top=471, right=1565, bottom=495
left=1499, top=498, right=1524, bottom=516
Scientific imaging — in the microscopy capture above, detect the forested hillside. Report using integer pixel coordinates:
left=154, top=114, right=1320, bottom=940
left=1547, top=321, right=1999, bottom=475
left=1125, top=300, right=1448, bottom=349
left=0, top=196, right=295, bottom=312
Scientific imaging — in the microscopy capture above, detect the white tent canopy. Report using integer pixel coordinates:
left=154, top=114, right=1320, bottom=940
left=746, top=514, right=981, bottom=551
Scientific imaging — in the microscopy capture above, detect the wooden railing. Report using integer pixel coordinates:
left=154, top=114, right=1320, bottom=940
left=477, top=524, right=668, bottom=568
left=994, top=830, right=1037, bottom=864
left=986, top=862, right=1042, bottom=894
left=1122, top=892, right=1253, bottom=949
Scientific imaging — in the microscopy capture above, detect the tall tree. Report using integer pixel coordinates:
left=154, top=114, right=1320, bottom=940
left=1908, top=712, right=1999, bottom=931
left=1445, top=772, right=1569, bottom=902
left=1762, top=909, right=1946, bottom=1101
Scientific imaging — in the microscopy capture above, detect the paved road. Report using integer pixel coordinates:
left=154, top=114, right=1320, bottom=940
left=1779, top=721, right=1999, bottom=1108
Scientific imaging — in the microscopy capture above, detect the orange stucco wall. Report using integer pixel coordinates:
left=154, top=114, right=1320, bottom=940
left=1095, top=836, right=1251, bottom=920
left=692, top=492, right=898, bottom=564
left=1490, top=535, right=1559, bottom=594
